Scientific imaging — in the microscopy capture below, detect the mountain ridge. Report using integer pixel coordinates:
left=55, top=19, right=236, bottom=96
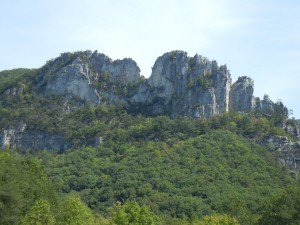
left=1, top=50, right=299, bottom=172
left=1, top=51, right=300, bottom=224
left=28, top=50, right=281, bottom=118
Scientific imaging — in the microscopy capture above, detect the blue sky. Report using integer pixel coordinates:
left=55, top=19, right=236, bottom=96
left=1, top=0, right=300, bottom=118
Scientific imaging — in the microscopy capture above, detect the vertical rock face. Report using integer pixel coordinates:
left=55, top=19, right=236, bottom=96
left=0, top=123, right=68, bottom=151
left=1, top=49, right=294, bottom=153
left=0, top=129, right=15, bottom=149
left=253, top=94, right=275, bottom=115
left=42, top=57, right=100, bottom=103
left=131, top=51, right=232, bottom=117
left=32, top=50, right=283, bottom=118
left=229, top=76, right=254, bottom=112
left=261, top=135, right=300, bottom=171
left=90, top=51, right=140, bottom=85
left=36, top=50, right=141, bottom=104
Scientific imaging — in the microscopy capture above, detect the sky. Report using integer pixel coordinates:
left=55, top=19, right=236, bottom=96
left=1, top=0, right=300, bottom=118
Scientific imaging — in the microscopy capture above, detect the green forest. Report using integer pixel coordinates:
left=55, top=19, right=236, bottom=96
left=0, top=68, right=300, bottom=225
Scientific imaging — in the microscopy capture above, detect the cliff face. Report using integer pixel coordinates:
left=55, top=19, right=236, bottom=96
left=261, top=135, right=300, bottom=172
left=131, top=51, right=232, bottom=117
left=2, top=49, right=299, bottom=174
left=0, top=122, right=68, bottom=152
left=32, top=50, right=280, bottom=118
left=36, top=50, right=141, bottom=104
left=229, top=76, right=254, bottom=112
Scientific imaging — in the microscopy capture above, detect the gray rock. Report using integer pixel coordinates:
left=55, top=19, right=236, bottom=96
left=90, top=51, right=140, bottom=85
left=0, top=125, right=68, bottom=152
left=4, top=83, right=25, bottom=96
left=131, top=51, right=232, bottom=117
left=1, top=50, right=294, bottom=153
left=42, top=57, right=101, bottom=103
left=36, top=50, right=141, bottom=104
left=34, top=50, right=286, bottom=119
left=261, top=135, right=300, bottom=171
left=229, top=76, right=254, bottom=112
left=94, top=136, right=104, bottom=146
left=253, top=94, right=275, bottom=115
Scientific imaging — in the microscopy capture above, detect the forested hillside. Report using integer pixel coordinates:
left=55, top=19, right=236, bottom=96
left=0, top=56, right=300, bottom=225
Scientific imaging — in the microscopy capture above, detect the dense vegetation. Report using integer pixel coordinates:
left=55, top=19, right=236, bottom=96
left=0, top=67, right=300, bottom=224
left=40, top=130, right=295, bottom=223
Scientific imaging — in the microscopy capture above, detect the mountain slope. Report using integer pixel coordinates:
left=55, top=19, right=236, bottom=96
left=40, top=129, right=295, bottom=224
left=0, top=50, right=300, bottom=224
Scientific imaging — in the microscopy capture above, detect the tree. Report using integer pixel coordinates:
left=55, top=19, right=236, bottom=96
left=258, top=186, right=300, bottom=225
left=195, top=214, right=240, bottom=225
left=22, top=199, right=55, bottom=225
left=0, top=151, right=58, bottom=225
left=57, top=193, right=95, bottom=225
left=112, top=201, right=157, bottom=225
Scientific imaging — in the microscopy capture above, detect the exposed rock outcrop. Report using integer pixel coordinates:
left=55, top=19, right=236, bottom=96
left=36, top=50, right=141, bottom=104
left=4, top=84, right=25, bottom=96
left=1, top=49, right=296, bottom=164
left=0, top=123, right=68, bottom=152
left=40, top=57, right=100, bottom=103
left=33, top=50, right=282, bottom=118
left=130, top=51, right=232, bottom=117
left=253, top=94, right=275, bottom=115
left=229, top=76, right=254, bottom=112
left=261, top=135, right=300, bottom=171
left=89, top=51, right=140, bottom=85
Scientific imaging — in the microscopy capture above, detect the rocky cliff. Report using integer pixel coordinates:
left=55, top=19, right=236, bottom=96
left=130, top=51, right=232, bottom=117
left=32, top=50, right=278, bottom=117
left=0, top=122, right=68, bottom=152
left=35, top=50, right=141, bottom=104
left=0, top=50, right=293, bottom=156
left=261, top=135, right=300, bottom=173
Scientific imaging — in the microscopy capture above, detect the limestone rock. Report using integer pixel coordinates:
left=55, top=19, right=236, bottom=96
left=4, top=83, right=25, bottom=96
left=90, top=51, right=140, bottom=85
left=32, top=50, right=287, bottom=119
left=1, top=49, right=294, bottom=154
left=41, top=57, right=100, bottom=103
left=261, top=135, right=300, bottom=171
left=229, top=76, right=254, bottom=112
left=0, top=125, right=68, bottom=152
left=130, top=51, right=232, bottom=117
left=253, top=94, right=275, bottom=115
left=36, top=50, right=141, bottom=104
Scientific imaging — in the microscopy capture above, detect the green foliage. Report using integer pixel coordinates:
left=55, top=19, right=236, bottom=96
left=22, top=199, right=56, bottom=225
left=0, top=151, right=58, bottom=225
left=271, top=101, right=290, bottom=126
left=195, top=214, right=240, bottom=225
left=0, top=68, right=36, bottom=94
left=258, top=186, right=300, bottom=225
left=0, top=151, right=99, bottom=225
left=57, top=193, right=95, bottom=225
left=40, top=130, right=295, bottom=225
left=0, top=68, right=298, bottom=225
left=112, top=201, right=158, bottom=225
left=186, top=79, right=195, bottom=89
left=197, top=72, right=213, bottom=89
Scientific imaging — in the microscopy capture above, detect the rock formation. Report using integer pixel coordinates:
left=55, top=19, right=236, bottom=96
left=261, top=135, right=300, bottom=172
left=33, top=50, right=273, bottom=117
left=229, top=76, right=254, bottom=112
left=36, top=50, right=141, bottom=104
left=130, top=51, right=233, bottom=117
left=0, top=49, right=291, bottom=154
left=0, top=122, right=68, bottom=152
